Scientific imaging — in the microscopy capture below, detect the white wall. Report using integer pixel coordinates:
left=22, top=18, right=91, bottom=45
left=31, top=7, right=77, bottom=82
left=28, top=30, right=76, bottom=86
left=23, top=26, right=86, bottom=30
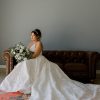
left=0, top=0, right=100, bottom=64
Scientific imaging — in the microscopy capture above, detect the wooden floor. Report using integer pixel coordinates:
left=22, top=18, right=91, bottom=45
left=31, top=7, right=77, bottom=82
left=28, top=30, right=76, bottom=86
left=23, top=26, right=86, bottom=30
left=0, top=68, right=100, bottom=84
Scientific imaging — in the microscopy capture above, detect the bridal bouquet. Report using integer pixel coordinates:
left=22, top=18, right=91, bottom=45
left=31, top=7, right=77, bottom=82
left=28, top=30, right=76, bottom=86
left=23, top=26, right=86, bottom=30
left=9, top=42, right=32, bottom=63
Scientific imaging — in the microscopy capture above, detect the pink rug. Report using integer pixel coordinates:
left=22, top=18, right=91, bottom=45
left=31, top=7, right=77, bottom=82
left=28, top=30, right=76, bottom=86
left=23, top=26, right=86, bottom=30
left=0, top=91, right=29, bottom=100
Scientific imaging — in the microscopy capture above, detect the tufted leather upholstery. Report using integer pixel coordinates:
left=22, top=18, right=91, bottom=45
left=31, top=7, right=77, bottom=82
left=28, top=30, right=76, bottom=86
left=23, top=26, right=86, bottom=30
left=42, top=51, right=98, bottom=83
left=3, top=50, right=98, bottom=83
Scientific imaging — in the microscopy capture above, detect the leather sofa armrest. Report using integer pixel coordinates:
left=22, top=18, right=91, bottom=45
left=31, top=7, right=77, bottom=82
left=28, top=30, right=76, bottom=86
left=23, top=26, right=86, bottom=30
left=88, top=51, right=98, bottom=80
left=3, top=50, right=14, bottom=75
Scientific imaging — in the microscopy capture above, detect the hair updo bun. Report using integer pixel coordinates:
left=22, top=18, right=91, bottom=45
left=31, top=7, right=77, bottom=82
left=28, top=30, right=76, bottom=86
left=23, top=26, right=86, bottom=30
left=31, top=29, right=42, bottom=39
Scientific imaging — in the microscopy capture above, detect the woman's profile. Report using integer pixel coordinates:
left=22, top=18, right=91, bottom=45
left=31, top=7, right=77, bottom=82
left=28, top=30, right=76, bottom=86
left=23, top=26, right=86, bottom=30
left=0, top=29, right=100, bottom=100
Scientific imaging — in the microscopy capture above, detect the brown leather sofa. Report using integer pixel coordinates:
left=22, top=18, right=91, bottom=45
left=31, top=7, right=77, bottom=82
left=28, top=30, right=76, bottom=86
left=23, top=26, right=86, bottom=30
left=3, top=50, right=98, bottom=83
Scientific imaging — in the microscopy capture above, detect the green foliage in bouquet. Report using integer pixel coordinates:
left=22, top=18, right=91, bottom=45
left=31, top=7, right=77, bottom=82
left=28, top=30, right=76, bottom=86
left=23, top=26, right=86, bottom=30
left=9, top=42, right=32, bottom=63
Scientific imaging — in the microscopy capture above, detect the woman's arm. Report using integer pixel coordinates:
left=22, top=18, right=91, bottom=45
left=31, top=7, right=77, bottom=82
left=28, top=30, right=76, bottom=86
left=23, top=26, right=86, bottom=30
left=32, top=41, right=43, bottom=58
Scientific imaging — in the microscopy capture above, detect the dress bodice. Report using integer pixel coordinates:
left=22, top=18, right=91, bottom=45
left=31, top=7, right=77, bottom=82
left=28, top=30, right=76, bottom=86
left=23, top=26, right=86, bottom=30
left=29, top=44, right=35, bottom=52
left=29, top=43, right=42, bottom=55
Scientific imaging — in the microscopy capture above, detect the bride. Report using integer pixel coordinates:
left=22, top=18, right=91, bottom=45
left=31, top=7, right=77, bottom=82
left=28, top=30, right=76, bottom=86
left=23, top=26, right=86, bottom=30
left=0, top=29, right=100, bottom=100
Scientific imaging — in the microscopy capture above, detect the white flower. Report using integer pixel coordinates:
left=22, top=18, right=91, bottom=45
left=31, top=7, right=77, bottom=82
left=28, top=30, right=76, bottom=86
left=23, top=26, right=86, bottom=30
left=20, top=45, right=25, bottom=50
left=15, top=53, right=20, bottom=59
left=24, top=58, right=27, bottom=61
left=20, top=49, right=23, bottom=53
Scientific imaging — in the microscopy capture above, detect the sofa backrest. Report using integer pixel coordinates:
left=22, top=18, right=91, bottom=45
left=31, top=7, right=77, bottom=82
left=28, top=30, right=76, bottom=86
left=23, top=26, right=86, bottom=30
left=43, top=50, right=98, bottom=83
left=43, top=50, right=97, bottom=64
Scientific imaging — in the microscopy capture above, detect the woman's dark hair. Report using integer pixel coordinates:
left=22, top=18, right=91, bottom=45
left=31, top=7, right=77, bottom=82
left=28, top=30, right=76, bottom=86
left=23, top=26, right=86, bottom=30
left=31, top=29, right=42, bottom=39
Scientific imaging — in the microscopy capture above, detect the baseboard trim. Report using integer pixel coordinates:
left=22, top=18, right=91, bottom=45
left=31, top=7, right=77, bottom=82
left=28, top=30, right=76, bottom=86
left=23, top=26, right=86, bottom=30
left=0, top=65, right=6, bottom=68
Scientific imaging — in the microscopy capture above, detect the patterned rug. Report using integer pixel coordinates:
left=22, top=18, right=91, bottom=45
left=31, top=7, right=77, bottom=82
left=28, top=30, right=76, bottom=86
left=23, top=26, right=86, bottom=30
left=0, top=68, right=30, bottom=100
left=0, top=91, right=30, bottom=100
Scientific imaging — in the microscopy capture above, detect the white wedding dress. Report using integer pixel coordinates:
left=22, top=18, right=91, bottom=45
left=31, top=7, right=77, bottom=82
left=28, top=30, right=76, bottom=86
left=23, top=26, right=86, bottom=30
left=0, top=44, right=100, bottom=100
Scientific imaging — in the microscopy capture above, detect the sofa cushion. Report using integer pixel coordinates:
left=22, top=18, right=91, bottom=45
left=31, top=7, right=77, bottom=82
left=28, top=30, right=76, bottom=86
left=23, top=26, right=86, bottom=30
left=64, top=63, right=88, bottom=71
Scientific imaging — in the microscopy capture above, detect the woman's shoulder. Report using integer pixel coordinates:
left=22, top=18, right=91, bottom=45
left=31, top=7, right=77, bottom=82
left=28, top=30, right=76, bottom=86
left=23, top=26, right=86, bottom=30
left=36, top=41, right=43, bottom=49
left=36, top=41, right=42, bottom=45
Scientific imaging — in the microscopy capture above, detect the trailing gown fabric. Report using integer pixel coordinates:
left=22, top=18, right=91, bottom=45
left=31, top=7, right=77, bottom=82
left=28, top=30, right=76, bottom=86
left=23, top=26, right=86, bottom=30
left=0, top=44, right=100, bottom=100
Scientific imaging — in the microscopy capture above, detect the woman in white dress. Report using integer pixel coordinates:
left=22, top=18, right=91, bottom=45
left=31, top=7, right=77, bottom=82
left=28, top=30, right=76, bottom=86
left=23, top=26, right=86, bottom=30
left=0, top=29, right=100, bottom=100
